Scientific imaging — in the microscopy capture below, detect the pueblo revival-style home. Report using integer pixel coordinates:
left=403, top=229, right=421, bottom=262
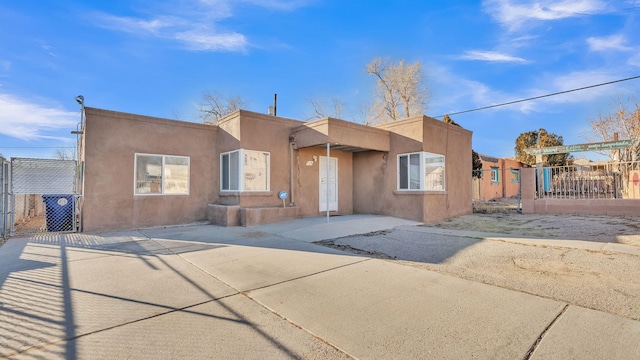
left=80, top=108, right=472, bottom=231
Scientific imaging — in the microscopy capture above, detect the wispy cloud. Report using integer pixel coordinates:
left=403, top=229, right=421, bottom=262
left=241, top=0, right=317, bottom=11
left=94, top=14, right=177, bottom=35
left=587, top=34, right=632, bottom=52
left=629, top=53, right=640, bottom=67
left=94, top=12, right=248, bottom=52
left=91, top=0, right=313, bottom=52
left=519, top=69, right=633, bottom=113
left=174, top=30, right=247, bottom=51
left=430, top=62, right=633, bottom=117
left=483, top=0, right=609, bottom=30
left=35, top=39, right=57, bottom=57
left=428, top=63, right=511, bottom=115
left=0, top=60, right=10, bottom=75
left=458, top=50, right=527, bottom=63
left=0, top=93, right=77, bottom=140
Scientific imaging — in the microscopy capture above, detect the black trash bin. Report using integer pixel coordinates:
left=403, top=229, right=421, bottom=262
left=42, top=194, right=74, bottom=232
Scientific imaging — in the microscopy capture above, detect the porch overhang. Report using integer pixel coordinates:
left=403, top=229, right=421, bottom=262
left=291, top=118, right=390, bottom=152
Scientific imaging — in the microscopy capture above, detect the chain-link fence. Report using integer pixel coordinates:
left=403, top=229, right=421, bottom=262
left=1, top=157, right=10, bottom=239
left=10, top=158, right=79, bottom=235
left=536, top=161, right=640, bottom=200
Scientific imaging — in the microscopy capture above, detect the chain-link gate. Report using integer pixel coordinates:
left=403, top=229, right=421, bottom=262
left=10, top=158, right=79, bottom=236
left=1, top=157, right=10, bottom=239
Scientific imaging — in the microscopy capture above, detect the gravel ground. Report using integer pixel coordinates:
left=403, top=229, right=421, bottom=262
left=435, top=213, right=640, bottom=246
left=315, top=213, right=640, bottom=321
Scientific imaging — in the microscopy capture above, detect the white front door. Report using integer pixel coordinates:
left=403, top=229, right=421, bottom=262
left=319, top=156, right=338, bottom=212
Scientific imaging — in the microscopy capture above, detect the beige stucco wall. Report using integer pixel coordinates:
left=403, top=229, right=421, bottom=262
left=355, top=117, right=473, bottom=223
left=82, top=108, right=218, bottom=231
left=216, top=111, right=302, bottom=208
left=375, top=117, right=424, bottom=142
left=423, top=118, right=473, bottom=222
left=295, top=147, right=354, bottom=217
left=293, top=118, right=390, bottom=151
left=82, top=108, right=474, bottom=230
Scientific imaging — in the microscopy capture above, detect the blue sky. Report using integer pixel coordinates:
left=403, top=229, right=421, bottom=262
left=1, top=0, right=640, bottom=160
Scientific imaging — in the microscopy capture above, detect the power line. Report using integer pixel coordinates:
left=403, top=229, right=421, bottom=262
left=434, top=75, right=640, bottom=119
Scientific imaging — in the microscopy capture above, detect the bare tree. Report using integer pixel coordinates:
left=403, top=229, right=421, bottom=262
left=366, top=57, right=430, bottom=124
left=305, top=96, right=344, bottom=121
left=199, top=91, right=247, bottom=124
left=586, top=96, right=640, bottom=161
left=55, top=148, right=76, bottom=161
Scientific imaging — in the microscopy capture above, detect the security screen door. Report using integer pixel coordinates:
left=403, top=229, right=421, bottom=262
left=319, top=156, right=338, bottom=212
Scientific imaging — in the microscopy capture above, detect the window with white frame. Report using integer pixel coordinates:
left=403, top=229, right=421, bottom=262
left=398, top=152, right=445, bottom=191
left=135, top=154, right=189, bottom=195
left=221, top=149, right=270, bottom=191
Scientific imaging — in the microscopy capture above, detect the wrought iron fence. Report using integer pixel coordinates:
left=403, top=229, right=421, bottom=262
left=536, top=161, right=640, bottom=200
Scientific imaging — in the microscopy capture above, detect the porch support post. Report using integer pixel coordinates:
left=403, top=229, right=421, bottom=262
left=326, top=142, right=330, bottom=223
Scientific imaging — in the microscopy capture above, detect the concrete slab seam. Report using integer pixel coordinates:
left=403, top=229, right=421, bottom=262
left=523, top=304, right=570, bottom=360
left=243, top=258, right=372, bottom=293
left=143, top=234, right=361, bottom=359
left=243, top=293, right=358, bottom=360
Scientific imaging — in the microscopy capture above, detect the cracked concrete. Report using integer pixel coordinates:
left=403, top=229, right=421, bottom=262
left=1, top=215, right=639, bottom=359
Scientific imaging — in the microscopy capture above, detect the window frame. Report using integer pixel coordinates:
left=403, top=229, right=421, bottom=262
left=134, top=153, right=190, bottom=196
left=490, top=167, right=499, bottom=184
left=397, top=151, right=446, bottom=192
left=220, top=149, right=271, bottom=192
left=511, top=169, right=520, bottom=183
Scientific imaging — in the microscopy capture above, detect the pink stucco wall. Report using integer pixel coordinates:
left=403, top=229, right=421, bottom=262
left=521, top=167, right=640, bottom=216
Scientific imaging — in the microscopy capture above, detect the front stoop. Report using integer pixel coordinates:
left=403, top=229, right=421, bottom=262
left=208, top=204, right=299, bottom=227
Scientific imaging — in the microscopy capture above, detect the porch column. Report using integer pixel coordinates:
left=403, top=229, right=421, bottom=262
left=326, top=142, right=330, bottom=223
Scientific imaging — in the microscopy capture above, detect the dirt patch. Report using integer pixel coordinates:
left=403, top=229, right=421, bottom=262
left=315, top=212, right=640, bottom=321
left=473, top=197, right=521, bottom=214
left=432, top=213, right=640, bottom=246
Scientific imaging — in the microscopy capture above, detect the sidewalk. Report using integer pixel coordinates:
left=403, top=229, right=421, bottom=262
left=1, top=216, right=639, bottom=359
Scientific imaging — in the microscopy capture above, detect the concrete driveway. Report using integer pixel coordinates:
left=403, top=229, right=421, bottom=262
left=1, top=215, right=639, bottom=359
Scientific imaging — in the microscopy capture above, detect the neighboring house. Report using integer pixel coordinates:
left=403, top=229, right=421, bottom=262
left=80, top=108, right=472, bottom=231
left=473, top=155, right=523, bottom=201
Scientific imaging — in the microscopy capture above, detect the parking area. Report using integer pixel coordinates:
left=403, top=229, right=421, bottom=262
left=1, top=214, right=639, bottom=359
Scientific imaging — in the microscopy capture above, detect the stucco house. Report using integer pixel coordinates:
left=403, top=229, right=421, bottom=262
left=80, top=108, right=472, bottom=231
left=473, top=155, right=523, bottom=201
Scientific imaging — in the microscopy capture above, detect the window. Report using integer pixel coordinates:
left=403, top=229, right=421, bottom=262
left=398, top=152, right=445, bottom=191
left=221, top=149, right=270, bottom=191
left=511, top=169, right=520, bottom=183
left=135, top=154, right=189, bottom=195
left=491, top=167, right=499, bottom=184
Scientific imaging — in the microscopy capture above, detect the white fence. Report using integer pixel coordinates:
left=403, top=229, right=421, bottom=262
left=536, top=161, right=640, bottom=200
